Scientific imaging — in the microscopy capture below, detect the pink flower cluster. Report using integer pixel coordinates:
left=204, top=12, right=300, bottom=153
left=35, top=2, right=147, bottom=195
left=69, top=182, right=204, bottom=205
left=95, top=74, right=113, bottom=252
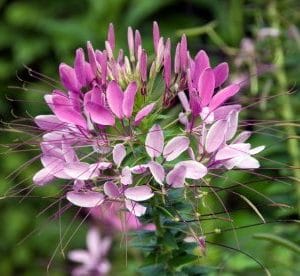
left=33, top=22, right=264, bottom=222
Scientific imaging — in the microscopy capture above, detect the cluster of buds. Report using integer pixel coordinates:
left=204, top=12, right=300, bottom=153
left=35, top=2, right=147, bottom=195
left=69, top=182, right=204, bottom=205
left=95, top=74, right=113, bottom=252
left=32, top=22, right=264, bottom=223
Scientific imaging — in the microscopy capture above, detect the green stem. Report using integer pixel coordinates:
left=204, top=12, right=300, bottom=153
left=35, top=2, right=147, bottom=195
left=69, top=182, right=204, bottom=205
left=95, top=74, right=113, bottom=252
left=268, top=1, right=300, bottom=213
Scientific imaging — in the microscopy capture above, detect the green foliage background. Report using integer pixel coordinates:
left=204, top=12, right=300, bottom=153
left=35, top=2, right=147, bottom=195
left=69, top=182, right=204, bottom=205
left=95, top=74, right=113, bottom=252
left=0, top=0, right=299, bottom=275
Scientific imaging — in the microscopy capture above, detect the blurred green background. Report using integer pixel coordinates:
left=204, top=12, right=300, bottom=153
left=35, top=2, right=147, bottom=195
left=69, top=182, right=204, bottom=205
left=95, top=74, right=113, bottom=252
left=0, top=0, right=300, bottom=275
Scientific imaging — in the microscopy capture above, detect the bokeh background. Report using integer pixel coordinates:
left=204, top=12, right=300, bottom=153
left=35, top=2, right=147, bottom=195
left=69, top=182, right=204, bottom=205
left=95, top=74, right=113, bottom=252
left=0, top=0, right=300, bottom=275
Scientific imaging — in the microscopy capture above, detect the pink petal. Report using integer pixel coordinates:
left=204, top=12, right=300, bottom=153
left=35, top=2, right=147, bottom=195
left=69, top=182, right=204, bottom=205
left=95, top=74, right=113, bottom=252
left=213, top=62, right=229, bottom=87
left=145, top=124, right=164, bottom=159
left=86, top=102, right=115, bottom=126
left=213, top=104, right=241, bottom=121
left=205, top=120, right=228, bottom=153
left=122, top=82, right=137, bottom=118
left=134, top=103, right=155, bottom=125
left=33, top=167, right=55, bottom=186
left=120, top=166, right=132, bottom=185
left=106, top=81, right=124, bottom=119
left=41, top=156, right=70, bottom=179
left=59, top=63, right=80, bottom=92
left=232, top=131, right=251, bottom=143
left=225, top=110, right=239, bottom=141
left=163, top=136, right=189, bottom=161
left=87, top=227, right=102, bottom=257
left=113, top=144, right=126, bottom=167
left=131, top=164, right=148, bottom=174
left=64, top=162, right=99, bottom=180
left=215, top=144, right=250, bottom=160
left=125, top=199, right=147, bottom=217
left=193, top=50, right=210, bottom=85
left=52, top=95, right=87, bottom=128
left=209, top=84, right=240, bottom=111
left=34, top=115, right=64, bottom=131
left=66, top=191, right=104, bottom=208
left=148, top=161, right=165, bottom=185
left=166, top=166, right=186, bottom=188
left=103, top=181, right=120, bottom=198
left=68, top=250, right=90, bottom=264
left=198, top=68, right=215, bottom=107
left=94, top=162, right=113, bottom=170
left=175, top=160, right=207, bottom=179
left=124, top=185, right=154, bottom=201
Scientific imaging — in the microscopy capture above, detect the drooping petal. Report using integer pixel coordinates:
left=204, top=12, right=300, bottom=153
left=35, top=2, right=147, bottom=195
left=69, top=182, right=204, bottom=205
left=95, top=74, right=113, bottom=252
left=163, top=136, right=189, bottom=161
left=145, top=124, right=164, bottom=159
left=166, top=166, right=186, bottom=188
left=213, top=104, right=241, bottom=121
left=209, top=84, right=240, bottom=111
left=148, top=161, right=165, bottom=185
left=131, top=164, right=148, bottom=174
left=237, top=156, right=260, bottom=169
left=120, top=166, right=132, bottom=185
left=125, top=199, right=147, bottom=217
left=64, top=162, right=99, bottom=180
left=52, top=95, right=87, bottom=129
left=215, top=144, right=251, bottom=160
left=103, top=181, right=120, bottom=198
left=34, top=115, right=64, bottom=131
left=134, top=103, right=155, bottom=125
left=249, top=145, right=265, bottom=155
left=113, top=144, right=126, bottom=167
left=90, top=162, right=112, bottom=170
left=213, top=62, right=229, bottom=87
left=33, top=167, right=55, bottom=186
left=66, top=191, right=104, bottom=208
left=175, top=160, right=207, bottom=179
left=68, top=250, right=90, bottom=264
left=124, top=185, right=154, bottom=201
left=122, top=82, right=137, bottom=118
left=205, top=120, right=228, bottom=153
left=106, top=81, right=124, bottom=119
left=198, top=68, right=215, bottom=107
left=232, top=131, right=252, bottom=143
left=86, top=102, right=115, bottom=126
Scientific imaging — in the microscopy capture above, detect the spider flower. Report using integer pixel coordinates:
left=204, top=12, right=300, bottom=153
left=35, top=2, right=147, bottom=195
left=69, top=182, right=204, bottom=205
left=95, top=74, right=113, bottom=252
left=32, top=22, right=264, bottom=225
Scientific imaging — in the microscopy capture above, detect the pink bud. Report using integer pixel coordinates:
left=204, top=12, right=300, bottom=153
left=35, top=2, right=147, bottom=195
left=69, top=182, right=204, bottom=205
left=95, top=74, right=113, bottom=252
left=140, top=50, right=148, bottom=82
left=174, top=43, right=180, bottom=74
left=135, top=29, right=142, bottom=56
left=127, top=26, right=135, bottom=61
left=74, top=48, right=86, bottom=86
left=153, top=21, right=160, bottom=53
left=163, top=38, right=171, bottom=88
left=107, top=23, right=115, bottom=51
left=87, top=41, right=98, bottom=75
left=180, top=34, right=188, bottom=71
